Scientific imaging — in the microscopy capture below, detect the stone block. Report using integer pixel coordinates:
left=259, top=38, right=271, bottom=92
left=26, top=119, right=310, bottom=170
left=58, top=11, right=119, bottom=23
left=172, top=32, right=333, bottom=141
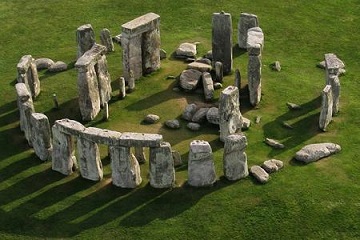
left=30, top=113, right=52, bottom=161
left=247, top=27, right=264, bottom=55
left=118, top=132, right=163, bottom=147
left=223, top=134, right=248, bottom=181
left=238, top=13, right=259, bottom=49
left=319, top=85, right=333, bottom=131
left=202, top=72, right=214, bottom=101
left=248, top=55, right=262, bottom=106
left=77, top=137, right=103, bottom=181
left=76, top=24, right=95, bottom=59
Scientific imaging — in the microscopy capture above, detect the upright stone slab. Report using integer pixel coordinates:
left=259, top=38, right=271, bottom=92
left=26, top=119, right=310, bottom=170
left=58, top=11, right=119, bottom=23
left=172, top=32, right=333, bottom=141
left=121, top=13, right=161, bottom=82
left=248, top=55, right=262, bottom=106
left=328, top=75, right=340, bottom=115
left=238, top=13, right=259, bottom=49
left=119, top=77, right=126, bottom=99
left=76, top=24, right=95, bottom=59
left=188, top=140, right=216, bottom=187
left=319, top=85, right=333, bottom=131
left=247, top=27, right=264, bottom=55
left=212, top=12, right=232, bottom=74
left=215, top=61, right=223, bottom=82
left=15, top=83, right=33, bottom=132
left=30, top=113, right=52, bottom=161
left=21, top=101, right=34, bottom=146
left=149, top=142, right=175, bottom=188
left=17, top=55, right=40, bottom=98
left=100, top=28, right=114, bottom=52
left=77, top=136, right=103, bottom=181
left=223, top=134, right=248, bottom=181
left=135, top=146, right=146, bottom=164
left=95, top=54, right=112, bottom=107
left=234, top=68, right=241, bottom=99
left=52, top=124, right=77, bottom=175
left=219, top=86, right=243, bottom=142
left=110, top=146, right=142, bottom=188
left=202, top=72, right=214, bottom=101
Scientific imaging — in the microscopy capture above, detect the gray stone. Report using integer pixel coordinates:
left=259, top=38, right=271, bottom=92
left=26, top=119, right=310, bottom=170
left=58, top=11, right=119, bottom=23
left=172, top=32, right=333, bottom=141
left=248, top=55, right=262, bottom=106
left=175, top=42, right=197, bottom=58
left=255, top=116, right=261, bottom=124
left=100, top=28, right=114, bottom=52
left=149, top=142, right=175, bottom=188
left=188, top=140, right=216, bottom=187
left=238, top=13, right=259, bottom=49
left=206, top=107, right=220, bottom=125
left=202, top=72, right=214, bottom=102
left=262, top=159, right=283, bottom=173
left=144, top=114, right=160, bottom=124
left=113, top=34, right=122, bottom=45
left=187, top=62, right=212, bottom=72
left=271, top=61, right=281, bottom=71
left=172, top=150, right=183, bottom=167
left=77, top=137, right=103, bottom=181
left=119, top=132, right=163, bottom=147
left=319, top=85, right=333, bottom=131
left=160, top=49, right=167, bottom=59
left=246, top=27, right=264, bottom=55
left=213, top=82, right=222, bottom=90
left=295, top=143, right=341, bottom=163
left=241, top=117, right=251, bottom=130
left=325, top=53, right=345, bottom=78
left=187, top=122, right=201, bottom=131
left=95, top=55, right=112, bottom=107
left=54, top=119, right=86, bottom=137
left=135, top=146, right=146, bottom=164
left=20, top=101, right=34, bottom=146
left=286, top=102, right=302, bottom=110
left=234, top=68, right=241, bottom=92
left=182, top=103, right=198, bottom=121
left=219, top=86, right=243, bottom=142
left=212, top=12, right=232, bottom=74
left=76, top=24, right=95, bottom=59
left=223, top=134, right=248, bottom=181
left=110, top=146, right=142, bottom=188
left=196, top=58, right=212, bottom=65
left=119, top=77, right=126, bottom=99
left=265, top=138, right=284, bottom=149
left=82, top=127, right=122, bottom=146
left=35, top=58, right=54, bottom=70
left=75, top=44, right=107, bottom=68
left=215, top=61, right=223, bottom=83
left=192, top=108, right=209, bottom=123
left=317, top=61, right=326, bottom=69
left=48, top=61, right=67, bottom=72
left=282, top=121, right=293, bottom=129
left=328, top=75, right=340, bottom=115
left=165, top=119, right=180, bottom=129
left=17, top=55, right=40, bottom=99
left=250, top=165, right=269, bottom=184
left=15, top=82, right=31, bottom=103
left=103, top=103, right=109, bottom=120
left=30, top=113, right=52, bottom=161
left=128, top=70, right=135, bottom=92
left=179, top=69, right=202, bottom=91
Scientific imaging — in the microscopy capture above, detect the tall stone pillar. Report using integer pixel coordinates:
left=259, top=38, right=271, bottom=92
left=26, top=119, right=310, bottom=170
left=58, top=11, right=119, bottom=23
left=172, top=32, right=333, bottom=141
left=325, top=53, right=342, bottom=115
left=328, top=75, right=340, bottom=115
left=188, top=140, right=216, bottom=187
left=223, top=134, right=248, bottom=181
left=219, top=86, right=242, bottom=142
left=76, top=24, right=95, bottom=59
left=95, top=55, right=112, bottom=107
left=319, top=85, right=333, bottom=131
left=109, top=146, right=142, bottom=188
left=212, top=12, right=232, bottom=75
left=149, top=142, right=175, bottom=188
left=135, top=146, right=146, bottom=164
left=142, top=28, right=161, bottom=73
left=77, top=137, right=103, bottom=181
left=100, top=28, right=114, bottom=53
left=17, top=55, right=40, bottom=99
left=30, top=113, right=52, bottom=161
left=15, top=83, right=33, bottom=133
left=238, top=13, right=259, bottom=49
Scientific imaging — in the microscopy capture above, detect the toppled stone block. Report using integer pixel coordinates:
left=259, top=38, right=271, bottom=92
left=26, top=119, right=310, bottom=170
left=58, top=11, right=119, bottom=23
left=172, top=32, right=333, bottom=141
left=264, top=138, right=284, bottom=149
left=77, top=137, right=103, bottom=181
left=187, top=61, right=212, bottom=72
left=179, top=69, right=202, bottom=91
left=182, top=103, right=198, bottom=121
left=238, top=13, right=259, bottom=49
left=319, top=85, right=333, bottom=131
left=250, top=165, right=269, bottom=184
left=187, top=122, right=201, bottom=131
left=262, top=159, right=283, bottom=173
left=54, top=119, right=86, bottom=137
left=175, top=42, right=197, bottom=58
left=165, top=119, right=180, bottom=129
left=192, top=108, right=209, bottom=123
left=206, top=107, right=220, bottom=125
left=295, top=143, right=341, bottom=163
left=82, top=127, right=122, bottom=146
left=48, top=61, right=67, bottom=72
left=247, top=27, right=264, bottom=55
left=144, top=114, right=160, bottom=124
left=119, top=132, right=163, bottom=147
left=223, top=134, right=248, bottom=181
left=202, top=72, right=214, bottom=101
left=35, top=58, right=54, bottom=70
left=30, top=113, right=52, bottom=161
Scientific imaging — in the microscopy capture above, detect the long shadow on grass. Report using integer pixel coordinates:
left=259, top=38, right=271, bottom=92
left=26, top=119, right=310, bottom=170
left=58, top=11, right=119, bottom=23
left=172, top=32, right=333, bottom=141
left=262, top=96, right=322, bottom=157
left=43, top=97, right=82, bottom=125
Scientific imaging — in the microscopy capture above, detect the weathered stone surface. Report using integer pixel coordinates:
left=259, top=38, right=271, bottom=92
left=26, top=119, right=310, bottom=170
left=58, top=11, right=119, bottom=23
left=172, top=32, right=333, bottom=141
left=144, top=114, right=160, bottom=124
left=95, top=55, right=112, bottom=106
left=122, top=12, right=160, bottom=35
left=188, top=140, right=216, bottom=187
left=223, top=134, right=248, bottom=181
left=15, top=83, right=33, bottom=133
left=15, top=82, right=31, bottom=103
left=206, top=107, right=220, bottom=125
left=238, top=13, right=259, bottom=49
left=265, top=138, right=284, bottom=149
left=17, top=55, right=40, bottom=98
left=325, top=53, right=345, bottom=77
left=165, top=119, right=180, bottom=129
left=319, top=85, right=333, bottom=131
left=54, top=119, right=85, bottom=137
left=103, top=102, right=109, bottom=120
left=212, top=12, right=232, bottom=74
left=35, top=58, right=54, bottom=70
left=76, top=44, right=107, bottom=68
left=250, top=165, right=269, bottom=184
left=187, top=62, right=212, bottom=72
left=149, top=142, right=175, bottom=188
left=241, top=117, right=251, bottom=130
left=192, top=108, right=209, bottom=123
left=317, top=60, right=326, bottom=69
left=286, top=102, right=302, bottom=110
left=142, top=28, right=161, bottom=73
left=271, top=61, right=281, bottom=71
left=196, top=58, right=212, bottom=65
left=48, top=61, right=67, bottom=72
left=160, top=49, right=167, bottom=59
left=295, top=143, right=341, bottom=163
left=76, top=24, right=95, bottom=59
left=204, top=50, right=213, bottom=60
left=175, top=42, right=197, bottom=58
left=247, top=27, right=264, bottom=55
left=215, top=61, right=223, bottom=83
left=119, top=77, right=126, bottom=99
left=119, top=132, right=163, bottom=147
left=113, top=34, right=122, bottom=45
left=110, top=146, right=142, bottom=188
left=78, top=137, right=103, bottom=181
left=82, top=127, right=122, bottom=146
left=213, top=82, right=223, bottom=89
left=262, top=159, right=283, bottom=173
left=30, top=113, right=52, bottom=161
left=172, top=150, right=183, bottom=167
left=187, top=122, right=201, bottom=131
left=179, top=69, right=202, bottom=91
left=328, top=75, right=340, bottom=115
left=248, top=55, right=262, bottom=106
left=100, top=28, right=114, bottom=52
left=234, top=69, right=241, bottom=92
left=182, top=103, right=198, bottom=121
left=52, top=124, right=77, bottom=175
left=219, top=86, right=242, bottom=142
left=255, top=116, right=261, bottom=124
left=135, top=146, right=146, bottom=164
left=202, top=72, right=214, bottom=102
left=20, top=101, right=34, bottom=146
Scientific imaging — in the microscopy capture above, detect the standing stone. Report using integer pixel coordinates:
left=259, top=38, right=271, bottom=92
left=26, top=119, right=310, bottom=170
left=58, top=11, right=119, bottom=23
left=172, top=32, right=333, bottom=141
left=103, top=102, right=109, bottom=120
left=172, top=150, right=183, bottom=167
left=188, top=140, right=216, bottom=187
left=109, top=146, right=142, bottom=188
left=142, top=27, right=161, bottom=73
left=135, top=146, right=146, bottom=164
left=215, top=61, right=223, bottom=82
left=15, top=83, right=33, bottom=133
left=149, top=142, right=175, bottom=188
left=319, top=85, right=333, bottom=131
left=17, top=55, right=40, bottom=99
left=52, top=124, right=77, bottom=175
left=212, top=12, right=233, bottom=74
left=100, top=28, right=114, bottom=52
left=295, top=143, right=341, bottom=163
left=30, top=113, right=52, bottom=161
left=119, top=77, right=126, bottom=99
left=246, top=27, right=264, bottom=55
left=328, top=75, right=340, bottom=115
left=95, top=54, right=112, bottom=107
left=250, top=165, right=269, bottom=184
left=238, top=13, right=259, bottom=49
left=202, top=72, right=214, bottom=101
left=219, top=86, right=243, bottom=142
left=206, top=107, right=220, bottom=125
left=248, top=55, right=262, bottom=106
left=77, top=137, right=103, bottom=181
left=234, top=68, right=241, bottom=92
left=76, top=24, right=95, bottom=59
left=21, top=100, right=35, bottom=146
left=53, top=93, right=59, bottom=109
left=223, top=134, right=248, bottom=181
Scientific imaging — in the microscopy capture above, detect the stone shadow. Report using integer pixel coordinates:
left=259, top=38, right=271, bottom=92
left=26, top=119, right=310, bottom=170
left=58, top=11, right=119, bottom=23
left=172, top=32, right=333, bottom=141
left=232, top=44, right=247, bottom=58
left=44, top=97, right=82, bottom=125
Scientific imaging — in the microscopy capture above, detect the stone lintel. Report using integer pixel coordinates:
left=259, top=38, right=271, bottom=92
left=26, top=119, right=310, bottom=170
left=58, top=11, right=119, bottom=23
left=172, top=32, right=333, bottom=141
left=121, top=12, right=160, bottom=36
left=75, top=44, right=107, bottom=69
left=17, top=55, right=32, bottom=73
left=15, top=83, right=31, bottom=103
left=82, top=127, right=122, bottom=146
left=54, top=119, right=86, bottom=136
left=224, top=134, right=247, bottom=153
left=190, top=140, right=212, bottom=154
left=119, top=132, right=163, bottom=147
left=324, top=53, right=340, bottom=70
left=247, top=27, right=264, bottom=55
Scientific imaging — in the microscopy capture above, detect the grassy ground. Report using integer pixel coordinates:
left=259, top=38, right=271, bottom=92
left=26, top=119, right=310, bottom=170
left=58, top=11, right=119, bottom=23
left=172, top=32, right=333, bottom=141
left=1, top=0, right=360, bottom=239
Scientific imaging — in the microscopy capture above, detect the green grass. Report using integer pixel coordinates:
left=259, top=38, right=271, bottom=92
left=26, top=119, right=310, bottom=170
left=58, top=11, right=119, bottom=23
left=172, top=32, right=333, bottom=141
left=1, top=0, right=360, bottom=239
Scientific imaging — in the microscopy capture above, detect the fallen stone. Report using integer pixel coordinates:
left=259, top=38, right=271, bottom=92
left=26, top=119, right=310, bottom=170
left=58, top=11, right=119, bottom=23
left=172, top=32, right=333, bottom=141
left=316, top=60, right=326, bottom=69
left=144, top=114, right=160, bottom=124
left=213, top=82, right=223, bottom=89
left=202, top=72, right=214, bottom=101
left=295, top=143, right=341, bottom=163
left=282, top=121, right=293, bottom=129
left=206, top=107, right=220, bottom=125
left=286, top=102, right=302, bottom=110
left=262, top=159, right=283, bottom=173
left=196, top=58, right=212, bottom=65
left=264, top=138, right=284, bottom=149
left=187, top=122, right=201, bottom=131
left=271, top=61, right=281, bottom=71
left=204, top=50, right=213, bottom=60
left=35, top=58, right=54, bottom=70
left=179, top=69, right=202, bottom=91
left=175, top=42, right=197, bottom=58
left=241, top=117, right=251, bottom=130
left=182, top=103, right=198, bottom=121
left=250, top=165, right=269, bottom=184
left=165, top=119, right=180, bottom=129
left=187, top=62, right=212, bottom=72
left=160, top=49, right=167, bottom=59
left=48, top=61, right=67, bottom=72
left=192, top=108, right=209, bottom=123
left=247, top=27, right=264, bottom=55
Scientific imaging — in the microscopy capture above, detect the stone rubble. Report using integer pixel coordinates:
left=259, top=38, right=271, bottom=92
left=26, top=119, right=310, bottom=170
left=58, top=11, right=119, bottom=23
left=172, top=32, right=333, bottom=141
left=264, top=138, right=284, bottom=149
left=76, top=24, right=95, bottom=59
left=262, top=159, right=283, bottom=173
left=250, top=165, right=269, bottom=184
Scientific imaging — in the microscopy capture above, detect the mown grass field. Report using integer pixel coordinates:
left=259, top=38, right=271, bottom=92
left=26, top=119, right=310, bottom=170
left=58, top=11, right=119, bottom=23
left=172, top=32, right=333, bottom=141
left=1, top=0, right=360, bottom=239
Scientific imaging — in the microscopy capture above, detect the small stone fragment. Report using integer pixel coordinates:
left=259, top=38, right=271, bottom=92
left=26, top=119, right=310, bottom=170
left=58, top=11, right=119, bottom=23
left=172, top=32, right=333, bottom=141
left=255, top=116, right=261, bottom=124
left=250, top=165, right=269, bottom=184
left=262, top=159, right=283, bottom=173
left=175, top=42, right=197, bottom=58
left=264, top=138, right=284, bottom=149
left=242, top=117, right=251, bottom=130
left=286, top=102, right=302, bottom=110
left=165, top=119, right=180, bottom=129
left=35, top=58, right=54, bottom=70
left=144, top=114, right=160, bottom=124
left=187, top=122, right=201, bottom=131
